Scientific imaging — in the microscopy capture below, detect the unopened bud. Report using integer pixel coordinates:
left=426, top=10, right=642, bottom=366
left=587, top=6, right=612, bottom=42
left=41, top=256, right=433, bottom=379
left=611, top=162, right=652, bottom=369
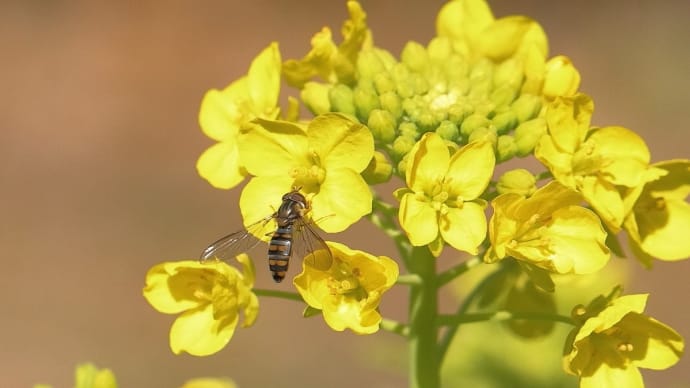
left=301, top=82, right=331, bottom=115
left=392, top=135, right=416, bottom=159
left=543, top=55, right=580, bottom=98
left=329, top=84, right=356, bottom=116
left=514, top=118, right=547, bottom=156
left=354, top=83, right=381, bottom=122
left=497, top=169, right=537, bottom=196
left=368, top=109, right=396, bottom=143
left=512, top=94, right=542, bottom=123
left=362, top=151, right=393, bottom=184
left=436, top=120, right=459, bottom=141
left=492, top=110, right=518, bottom=134
left=401, top=41, right=429, bottom=72
left=496, top=135, right=517, bottom=162
left=460, top=113, right=491, bottom=137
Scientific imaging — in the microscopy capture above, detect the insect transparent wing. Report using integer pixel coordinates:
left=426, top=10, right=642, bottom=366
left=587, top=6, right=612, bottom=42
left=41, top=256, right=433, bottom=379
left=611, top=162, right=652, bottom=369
left=292, top=219, right=333, bottom=271
left=200, top=216, right=275, bottom=262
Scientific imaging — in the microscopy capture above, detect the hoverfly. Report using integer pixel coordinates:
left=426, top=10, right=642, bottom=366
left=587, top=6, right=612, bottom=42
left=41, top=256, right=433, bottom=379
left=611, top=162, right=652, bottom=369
left=200, top=189, right=332, bottom=283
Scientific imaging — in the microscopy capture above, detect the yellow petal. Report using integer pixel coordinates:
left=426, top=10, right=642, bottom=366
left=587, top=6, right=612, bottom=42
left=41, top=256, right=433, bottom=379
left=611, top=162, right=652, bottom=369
left=399, top=193, right=438, bottom=246
left=180, top=377, right=238, bottom=388
left=446, top=140, right=495, bottom=199
left=476, top=16, right=547, bottom=62
left=440, top=202, right=487, bottom=255
left=544, top=206, right=610, bottom=274
left=545, top=94, right=592, bottom=154
left=636, top=197, right=690, bottom=260
left=170, top=304, right=238, bottom=356
left=240, top=119, right=309, bottom=176
left=239, top=175, right=294, bottom=229
left=143, top=261, right=207, bottom=314
left=198, top=86, right=244, bottom=142
left=586, top=126, right=651, bottom=187
left=407, top=133, right=450, bottom=192
left=436, top=0, right=494, bottom=52
left=311, top=168, right=371, bottom=233
left=321, top=297, right=381, bottom=334
left=579, top=365, right=644, bottom=388
left=247, top=42, right=281, bottom=115
left=618, top=313, right=684, bottom=370
left=196, top=142, right=245, bottom=189
left=307, top=113, right=374, bottom=173
left=579, top=175, right=624, bottom=232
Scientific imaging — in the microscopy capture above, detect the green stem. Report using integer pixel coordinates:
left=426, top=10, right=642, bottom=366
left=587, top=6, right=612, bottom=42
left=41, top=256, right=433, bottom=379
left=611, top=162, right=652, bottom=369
left=253, top=289, right=303, bottom=302
left=436, top=267, right=504, bottom=362
left=396, top=274, right=423, bottom=285
left=407, top=246, right=439, bottom=388
left=436, top=256, right=481, bottom=287
left=437, top=311, right=575, bottom=326
left=380, top=318, right=410, bottom=337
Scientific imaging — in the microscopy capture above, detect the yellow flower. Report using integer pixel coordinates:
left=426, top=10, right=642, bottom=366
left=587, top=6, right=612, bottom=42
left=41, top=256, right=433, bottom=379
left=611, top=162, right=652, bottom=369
left=74, top=363, right=117, bottom=388
left=197, top=43, right=281, bottom=189
left=564, top=292, right=684, bottom=388
left=395, top=132, right=495, bottom=256
left=179, top=378, right=237, bottom=388
left=282, top=1, right=371, bottom=88
left=293, top=241, right=398, bottom=334
left=142, top=256, right=258, bottom=356
left=485, top=181, right=610, bottom=275
left=624, top=159, right=690, bottom=264
left=238, top=113, right=374, bottom=233
left=535, top=93, right=665, bottom=232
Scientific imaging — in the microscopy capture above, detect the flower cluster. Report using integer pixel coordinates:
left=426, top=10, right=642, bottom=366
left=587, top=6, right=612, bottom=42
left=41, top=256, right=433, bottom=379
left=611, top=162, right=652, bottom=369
left=143, top=1, right=687, bottom=386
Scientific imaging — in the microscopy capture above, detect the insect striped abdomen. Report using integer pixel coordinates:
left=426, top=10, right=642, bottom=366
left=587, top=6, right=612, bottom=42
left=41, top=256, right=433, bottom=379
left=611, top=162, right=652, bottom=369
left=268, top=226, right=293, bottom=282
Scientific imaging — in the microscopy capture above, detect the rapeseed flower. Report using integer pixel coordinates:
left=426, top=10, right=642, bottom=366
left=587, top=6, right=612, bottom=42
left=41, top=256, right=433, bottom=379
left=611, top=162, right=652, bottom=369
left=143, top=256, right=258, bottom=356
left=293, top=241, right=398, bottom=334
left=239, top=113, right=374, bottom=233
left=564, top=291, right=684, bottom=388
left=623, top=159, right=690, bottom=264
left=485, top=181, right=610, bottom=275
left=197, top=43, right=281, bottom=189
left=535, top=93, right=665, bottom=232
left=395, top=132, right=495, bottom=256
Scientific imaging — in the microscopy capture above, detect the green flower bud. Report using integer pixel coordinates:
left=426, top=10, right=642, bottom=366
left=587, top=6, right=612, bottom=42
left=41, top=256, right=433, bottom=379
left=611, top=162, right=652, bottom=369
left=448, top=103, right=470, bottom=124
left=361, top=151, right=393, bottom=184
left=493, top=58, right=525, bottom=89
left=373, top=72, right=396, bottom=94
left=368, top=109, right=396, bottom=143
left=417, top=112, right=437, bottom=131
left=460, top=113, right=491, bottom=136
left=490, top=84, right=520, bottom=110
left=436, top=120, right=460, bottom=142
left=496, top=134, right=517, bottom=162
left=468, top=127, right=497, bottom=146
left=427, top=36, right=452, bottom=62
left=412, top=74, right=429, bottom=95
left=398, top=122, right=420, bottom=140
left=357, top=50, right=387, bottom=79
left=496, top=168, right=537, bottom=196
left=492, top=110, right=518, bottom=134
left=329, top=84, right=356, bottom=116
left=300, top=82, right=331, bottom=115
left=392, top=135, right=416, bottom=159
left=514, top=118, right=547, bottom=156
left=379, top=91, right=403, bottom=119
left=401, top=41, right=429, bottom=72
left=512, top=94, right=542, bottom=123
left=354, top=84, right=381, bottom=122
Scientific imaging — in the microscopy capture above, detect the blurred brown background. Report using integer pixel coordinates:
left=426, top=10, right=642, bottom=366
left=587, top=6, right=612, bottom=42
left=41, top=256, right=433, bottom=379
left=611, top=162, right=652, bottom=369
left=1, top=1, right=689, bottom=387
